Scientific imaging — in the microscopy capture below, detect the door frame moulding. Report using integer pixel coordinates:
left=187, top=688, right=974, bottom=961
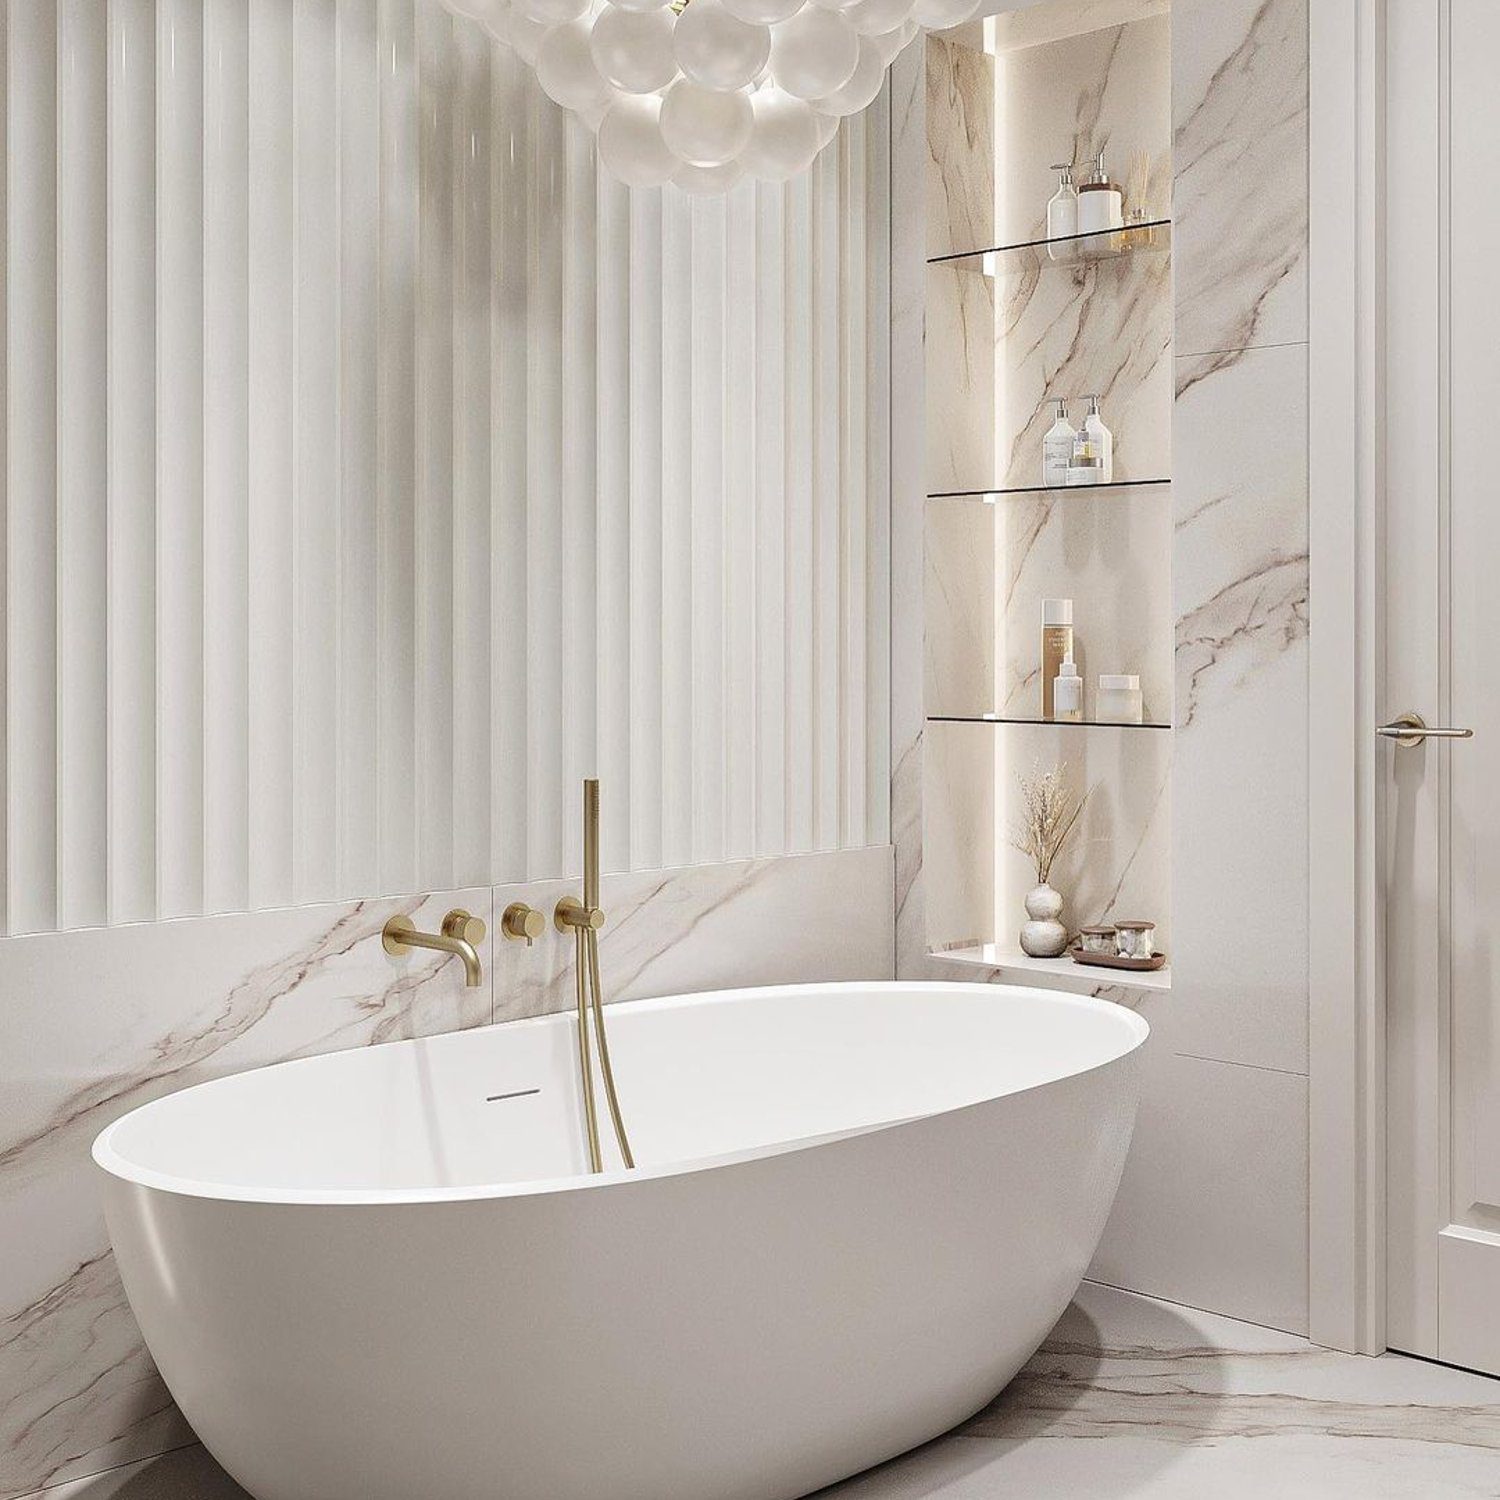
left=1307, top=0, right=1387, bottom=1356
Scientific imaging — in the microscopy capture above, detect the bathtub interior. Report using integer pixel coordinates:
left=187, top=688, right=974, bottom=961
left=97, top=984, right=1146, bottom=1201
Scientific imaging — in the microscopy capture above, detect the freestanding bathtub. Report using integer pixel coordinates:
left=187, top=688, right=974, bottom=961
left=94, top=981, right=1147, bottom=1500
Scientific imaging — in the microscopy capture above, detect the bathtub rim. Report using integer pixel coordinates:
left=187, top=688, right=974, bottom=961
left=92, top=980, right=1148, bottom=1208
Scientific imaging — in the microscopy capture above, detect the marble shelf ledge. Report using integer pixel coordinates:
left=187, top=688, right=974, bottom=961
left=934, top=943, right=1173, bottom=995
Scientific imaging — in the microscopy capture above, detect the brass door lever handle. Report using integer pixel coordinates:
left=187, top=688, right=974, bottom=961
left=1377, top=712, right=1475, bottom=748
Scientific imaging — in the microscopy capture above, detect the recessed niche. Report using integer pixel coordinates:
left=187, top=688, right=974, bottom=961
left=922, top=0, right=1173, bottom=984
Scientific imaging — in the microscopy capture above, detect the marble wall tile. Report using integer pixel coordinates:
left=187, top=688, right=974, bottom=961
left=890, top=41, right=931, bottom=980
left=995, top=15, right=1171, bottom=250
left=921, top=723, right=997, bottom=952
left=926, top=35, right=994, bottom=261
left=1171, top=343, right=1308, bottom=1074
left=1173, top=0, right=1308, bottom=356
left=488, top=847, right=894, bottom=1023
left=987, top=0, right=1170, bottom=55
left=1091, top=1047, right=1309, bottom=1334
left=927, top=487, right=1173, bottom=723
left=998, top=722, right=1171, bottom=951
left=1, top=849, right=896, bottom=1500
left=0, top=891, right=493, bottom=1499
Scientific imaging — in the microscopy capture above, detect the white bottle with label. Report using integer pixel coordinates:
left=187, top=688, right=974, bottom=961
left=1082, top=394, right=1113, bottom=483
left=1066, top=424, right=1101, bottom=486
left=1076, top=150, right=1124, bottom=250
left=1042, top=398, right=1076, bottom=487
left=1053, top=654, right=1084, bottom=723
left=1046, top=163, right=1078, bottom=260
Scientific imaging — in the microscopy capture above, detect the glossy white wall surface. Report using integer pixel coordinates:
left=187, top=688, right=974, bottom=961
left=0, top=0, right=892, bottom=937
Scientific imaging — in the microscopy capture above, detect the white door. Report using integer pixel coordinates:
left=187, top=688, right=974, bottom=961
left=1384, top=0, right=1500, bottom=1374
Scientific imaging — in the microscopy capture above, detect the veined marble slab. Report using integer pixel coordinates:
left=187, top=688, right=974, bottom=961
left=490, top=847, right=894, bottom=1022
left=1, top=846, right=894, bottom=1500
left=822, top=1281, right=1500, bottom=1499
left=0, top=891, right=494, bottom=1499
left=33, top=1282, right=1500, bottom=1498
left=1172, top=343, right=1308, bottom=1075
left=1173, top=0, right=1308, bottom=357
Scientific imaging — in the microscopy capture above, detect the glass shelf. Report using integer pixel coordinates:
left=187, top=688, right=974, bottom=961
left=928, top=714, right=1172, bottom=731
left=928, top=219, right=1172, bottom=276
left=928, top=478, right=1171, bottom=501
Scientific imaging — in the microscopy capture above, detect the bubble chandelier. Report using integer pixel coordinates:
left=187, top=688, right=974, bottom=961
left=444, top=0, right=981, bottom=191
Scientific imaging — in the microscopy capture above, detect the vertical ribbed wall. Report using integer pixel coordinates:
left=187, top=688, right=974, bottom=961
left=0, top=0, right=890, bottom=935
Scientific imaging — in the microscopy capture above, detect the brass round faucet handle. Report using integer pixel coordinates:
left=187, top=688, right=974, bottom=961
left=501, top=903, right=546, bottom=946
left=442, top=909, right=488, bottom=946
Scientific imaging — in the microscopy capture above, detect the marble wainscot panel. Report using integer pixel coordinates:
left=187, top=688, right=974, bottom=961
left=490, top=846, right=894, bottom=1023
left=1173, top=0, right=1309, bottom=357
left=0, top=891, right=493, bottom=1500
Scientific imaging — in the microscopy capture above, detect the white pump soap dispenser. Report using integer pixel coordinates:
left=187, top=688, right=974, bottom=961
left=1042, top=398, right=1076, bottom=488
left=1046, top=163, right=1078, bottom=258
left=1082, top=394, right=1113, bottom=483
left=1077, top=150, right=1124, bottom=243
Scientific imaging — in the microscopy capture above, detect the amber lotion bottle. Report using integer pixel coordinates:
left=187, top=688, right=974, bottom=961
left=1041, top=599, right=1074, bottom=720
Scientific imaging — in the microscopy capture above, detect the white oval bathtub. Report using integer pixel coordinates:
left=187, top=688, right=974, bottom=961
left=94, top=981, right=1147, bottom=1500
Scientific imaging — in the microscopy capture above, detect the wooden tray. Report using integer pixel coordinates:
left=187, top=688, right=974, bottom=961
left=1069, top=946, right=1167, bottom=973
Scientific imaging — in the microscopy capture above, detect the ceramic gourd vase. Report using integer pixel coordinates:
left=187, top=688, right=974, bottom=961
left=1020, top=882, right=1069, bottom=958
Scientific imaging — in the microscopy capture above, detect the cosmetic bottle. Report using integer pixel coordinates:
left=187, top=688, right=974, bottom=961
left=1082, top=394, right=1113, bottom=483
left=1042, top=398, right=1076, bottom=487
left=1053, top=654, right=1083, bottom=723
left=1046, top=163, right=1078, bottom=260
left=1066, top=425, right=1101, bottom=486
left=1041, top=600, right=1074, bottom=720
left=1077, top=150, right=1124, bottom=250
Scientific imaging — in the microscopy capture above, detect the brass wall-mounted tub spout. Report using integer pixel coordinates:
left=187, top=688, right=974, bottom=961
left=382, top=909, right=487, bottom=987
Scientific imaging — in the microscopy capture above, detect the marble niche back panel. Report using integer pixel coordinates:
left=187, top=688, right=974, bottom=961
left=926, top=14, right=1173, bottom=495
left=0, top=845, right=892, bottom=1500
left=920, top=13, right=1173, bottom=960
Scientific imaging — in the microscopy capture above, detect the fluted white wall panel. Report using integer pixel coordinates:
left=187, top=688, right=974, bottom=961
left=0, top=0, right=891, bottom=936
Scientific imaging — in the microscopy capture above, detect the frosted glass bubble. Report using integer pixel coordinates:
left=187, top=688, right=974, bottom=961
left=909, top=0, right=980, bottom=27
left=809, top=0, right=863, bottom=12
left=590, top=5, right=679, bottom=93
left=504, top=10, right=551, bottom=64
left=537, top=17, right=615, bottom=112
left=739, top=85, right=821, bottom=181
left=768, top=7, right=858, bottom=100
left=719, top=0, right=805, bottom=28
left=673, top=0, right=771, bottom=91
left=605, top=0, right=673, bottom=12
left=870, top=21, right=910, bottom=61
left=808, top=34, right=882, bottom=115
left=843, top=0, right=912, bottom=35
left=673, top=158, right=747, bottom=194
left=518, top=0, right=590, bottom=25
left=660, top=78, right=754, bottom=166
left=597, top=93, right=679, bottom=185
left=815, top=109, right=840, bottom=148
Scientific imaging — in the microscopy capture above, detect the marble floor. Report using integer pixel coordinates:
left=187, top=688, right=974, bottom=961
left=27, top=1282, right=1500, bottom=1499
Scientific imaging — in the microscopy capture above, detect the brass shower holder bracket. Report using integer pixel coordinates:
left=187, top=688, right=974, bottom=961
left=554, top=896, right=606, bottom=933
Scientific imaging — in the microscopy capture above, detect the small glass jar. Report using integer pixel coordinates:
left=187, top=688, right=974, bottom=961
left=1079, top=925, right=1117, bottom=955
left=1098, top=674, right=1144, bottom=724
left=1115, top=921, right=1156, bottom=960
